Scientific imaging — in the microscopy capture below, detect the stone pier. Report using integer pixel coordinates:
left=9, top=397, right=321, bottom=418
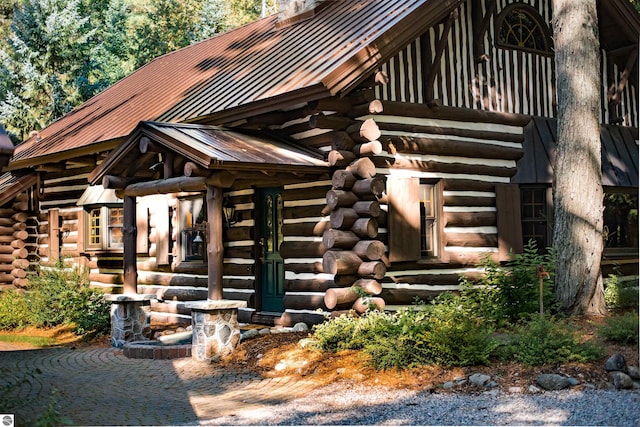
left=185, top=300, right=247, bottom=362
left=105, top=294, right=155, bottom=348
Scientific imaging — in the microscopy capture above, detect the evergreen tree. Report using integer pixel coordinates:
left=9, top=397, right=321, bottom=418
left=0, top=0, right=97, bottom=139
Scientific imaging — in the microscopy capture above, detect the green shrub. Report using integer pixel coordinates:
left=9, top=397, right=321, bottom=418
left=312, top=302, right=498, bottom=370
left=498, top=316, right=604, bottom=366
left=0, top=265, right=110, bottom=337
left=604, top=275, right=639, bottom=310
left=597, top=312, right=639, bottom=345
left=0, top=289, right=31, bottom=329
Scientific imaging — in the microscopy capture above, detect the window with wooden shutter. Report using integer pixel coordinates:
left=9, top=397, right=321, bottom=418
left=388, top=177, right=446, bottom=263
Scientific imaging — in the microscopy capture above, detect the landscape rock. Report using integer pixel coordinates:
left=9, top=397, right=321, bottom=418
left=604, top=353, right=627, bottom=372
left=292, top=322, right=309, bottom=332
left=537, top=374, right=572, bottom=391
left=627, top=366, right=640, bottom=380
left=528, top=385, right=542, bottom=393
left=469, top=373, right=491, bottom=387
left=258, top=328, right=271, bottom=335
left=610, top=371, right=634, bottom=390
left=442, top=381, right=455, bottom=390
left=566, top=377, right=580, bottom=386
left=241, top=329, right=259, bottom=341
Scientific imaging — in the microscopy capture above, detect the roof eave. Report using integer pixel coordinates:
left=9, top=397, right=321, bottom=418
left=7, top=138, right=123, bottom=172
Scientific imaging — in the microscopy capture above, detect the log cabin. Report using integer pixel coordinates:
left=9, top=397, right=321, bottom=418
left=0, top=0, right=637, bottom=328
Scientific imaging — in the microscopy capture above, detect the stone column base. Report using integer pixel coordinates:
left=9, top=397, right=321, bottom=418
left=105, top=294, right=156, bottom=348
left=185, top=300, right=248, bottom=362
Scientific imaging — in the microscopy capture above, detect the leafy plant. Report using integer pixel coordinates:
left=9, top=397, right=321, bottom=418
left=0, top=289, right=31, bottom=329
left=498, top=316, right=604, bottom=366
left=0, top=264, right=110, bottom=337
left=604, top=275, right=639, bottom=310
left=597, top=312, right=639, bottom=345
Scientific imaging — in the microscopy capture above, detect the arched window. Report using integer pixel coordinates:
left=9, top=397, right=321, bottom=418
left=496, top=4, right=553, bottom=55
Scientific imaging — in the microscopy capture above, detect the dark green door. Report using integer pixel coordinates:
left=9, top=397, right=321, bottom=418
left=258, top=187, right=285, bottom=313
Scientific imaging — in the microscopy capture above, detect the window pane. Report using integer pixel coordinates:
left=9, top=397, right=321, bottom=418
left=108, top=208, right=124, bottom=247
left=180, top=198, right=207, bottom=262
left=420, top=183, right=438, bottom=257
left=89, top=209, right=101, bottom=245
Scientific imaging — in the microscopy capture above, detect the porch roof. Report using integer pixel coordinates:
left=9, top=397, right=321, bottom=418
left=513, top=117, right=639, bottom=187
left=0, top=172, right=37, bottom=207
left=89, top=121, right=329, bottom=185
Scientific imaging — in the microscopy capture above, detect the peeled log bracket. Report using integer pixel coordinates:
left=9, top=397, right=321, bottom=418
left=332, top=131, right=356, bottom=151
left=322, top=229, right=360, bottom=250
left=357, top=261, right=386, bottom=279
left=324, top=286, right=359, bottom=309
left=346, top=157, right=377, bottom=179
left=353, top=140, right=383, bottom=156
left=326, top=190, right=359, bottom=211
left=332, top=170, right=357, bottom=189
left=330, top=208, right=359, bottom=229
left=352, top=240, right=386, bottom=261
left=351, top=177, right=385, bottom=198
left=353, top=279, right=383, bottom=295
left=352, top=200, right=380, bottom=217
left=322, top=250, right=363, bottom=275
left=347, top=119, right=382, bottom=143
left=351, top=218, right=378, bottom=238
left=328, top=150, right=357, bottom=167
left=352, top=297, right=386, bottom=314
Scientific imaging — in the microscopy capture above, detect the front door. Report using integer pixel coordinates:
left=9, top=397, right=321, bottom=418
left=257, top=187, right=285, bottom=313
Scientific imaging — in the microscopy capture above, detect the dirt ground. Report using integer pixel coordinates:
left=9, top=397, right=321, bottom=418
left=1, top=318, right=638, bottom=393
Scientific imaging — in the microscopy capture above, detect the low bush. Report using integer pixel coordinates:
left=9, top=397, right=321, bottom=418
left=497, top=316, right=604, bottom=366
left=0, top=264, right=110, bottom=337
left=312, top=302, right=498, bottom=369
left=597, top=311, right=639, bottom=345
left=604, top=275, right=639, bottom=311
left=0, top=289, right=31, bottom=329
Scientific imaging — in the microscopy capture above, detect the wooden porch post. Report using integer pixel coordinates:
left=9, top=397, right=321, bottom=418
left=206, top=185, right=224, bottom=300
left=123, top=195, right=138, bottom=294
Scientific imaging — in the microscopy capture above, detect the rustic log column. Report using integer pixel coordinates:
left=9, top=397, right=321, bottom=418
left=206, top=185, right=224, bottom=300
left=123, top=195, right=138, bottom=294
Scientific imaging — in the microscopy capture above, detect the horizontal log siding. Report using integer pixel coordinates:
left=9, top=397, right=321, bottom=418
left=376, top=0, right=637, bottom=127
left=361, top=106, right=522, bottom=308
left=282, top=180, right=333, bottom=318
left=138, top=189, right=258, bottom=325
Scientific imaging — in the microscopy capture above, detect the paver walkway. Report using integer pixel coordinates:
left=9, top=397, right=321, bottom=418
left=0, top=347, right=320, bottom=426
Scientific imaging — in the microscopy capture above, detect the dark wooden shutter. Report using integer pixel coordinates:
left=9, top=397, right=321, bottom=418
left=387, top=176, right=421, bottom=262
left=495, top=183, right=523, bottom=261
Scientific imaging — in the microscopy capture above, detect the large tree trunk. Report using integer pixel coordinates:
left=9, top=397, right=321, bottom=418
left=552, top=0, right=606, bottom=315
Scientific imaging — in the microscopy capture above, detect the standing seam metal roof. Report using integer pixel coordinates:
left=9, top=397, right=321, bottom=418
left=11, top=0, right=436, bottom=167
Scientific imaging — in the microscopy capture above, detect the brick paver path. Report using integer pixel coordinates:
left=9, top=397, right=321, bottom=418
left=0, top=347, right=319, bottom=426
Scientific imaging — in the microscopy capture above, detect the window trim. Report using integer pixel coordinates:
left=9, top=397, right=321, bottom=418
left=495, top=3, right=553, bottom=56
left=83, top=205, right=125, bottom=252
left=177, top=195, right=208, bottom=264
left=387, top=177, right=446, bottom=264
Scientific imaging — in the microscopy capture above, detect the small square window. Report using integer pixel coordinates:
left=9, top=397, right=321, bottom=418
left=85, top=206, right=124, bottom=251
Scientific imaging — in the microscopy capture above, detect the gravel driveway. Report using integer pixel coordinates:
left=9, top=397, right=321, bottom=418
left=197, top=382, right=640, bottom=426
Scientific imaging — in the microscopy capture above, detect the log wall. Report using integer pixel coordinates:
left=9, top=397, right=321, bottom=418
left=374, top=0, right=638, bottom=128
left=269, top=77, right=528, bottom=314
left=0, top=193, right=36, bottom=291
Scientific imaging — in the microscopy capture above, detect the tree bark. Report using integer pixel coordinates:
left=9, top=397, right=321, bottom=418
left=552, top=0, right=606, bottom=315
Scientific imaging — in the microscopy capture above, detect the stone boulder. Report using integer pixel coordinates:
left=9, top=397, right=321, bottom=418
left=537, top=374, right=572, bottom=391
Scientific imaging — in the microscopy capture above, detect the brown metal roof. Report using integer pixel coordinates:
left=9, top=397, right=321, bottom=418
left=89, top=121, right=329, bottom=185
left=0, top=172, right=37, bottom=206
left=11, top=0, right=462, bottom=169
left=513, top=117, right=639, bottom=187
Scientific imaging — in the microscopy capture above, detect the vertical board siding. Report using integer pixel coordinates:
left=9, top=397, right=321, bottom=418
left=376, top=0, right=638, bottom=127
